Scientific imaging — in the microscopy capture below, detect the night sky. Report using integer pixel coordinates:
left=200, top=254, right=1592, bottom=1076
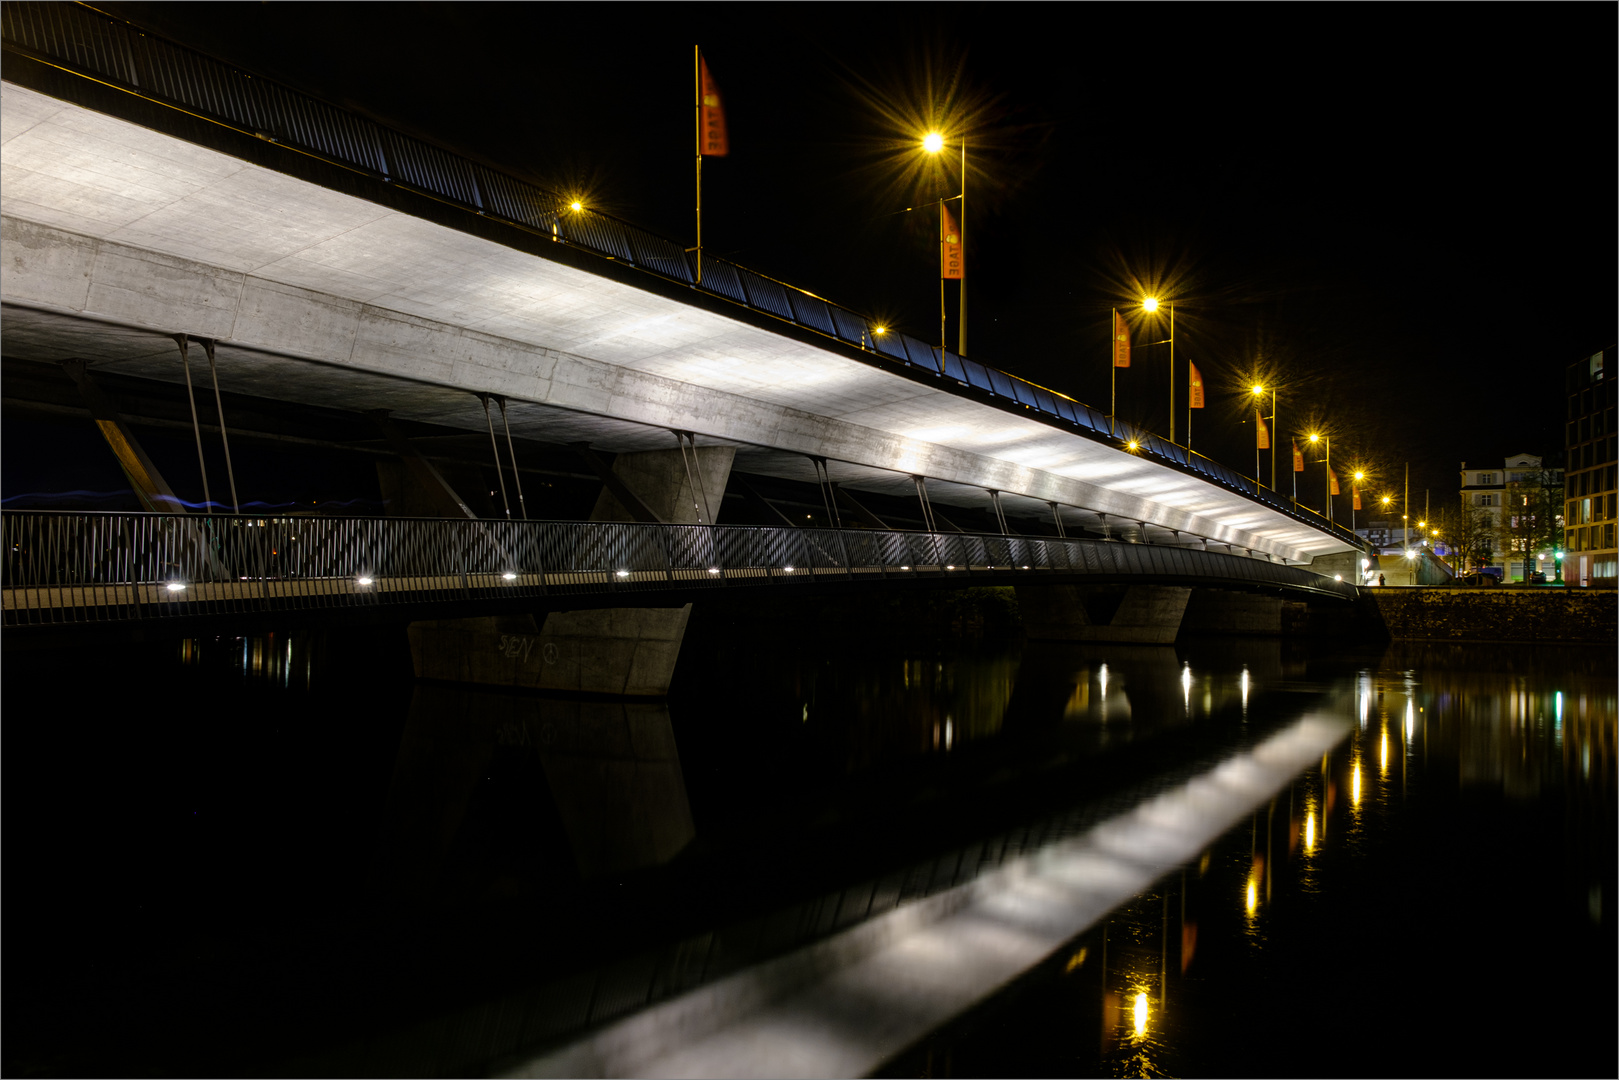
left=61, top=4, right=1619, bottom=505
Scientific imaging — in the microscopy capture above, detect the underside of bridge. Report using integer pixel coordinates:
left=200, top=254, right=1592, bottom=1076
left=0, top=67, right=1356, bottom=563
left=2, top=39, right=1362, bottom=694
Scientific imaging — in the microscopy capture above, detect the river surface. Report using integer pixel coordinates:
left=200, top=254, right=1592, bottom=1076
left=5, top=606, right=1614, bottom=1078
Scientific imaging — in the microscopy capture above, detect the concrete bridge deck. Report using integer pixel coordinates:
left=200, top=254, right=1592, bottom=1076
left=0, top=5, right=1362, bottom=567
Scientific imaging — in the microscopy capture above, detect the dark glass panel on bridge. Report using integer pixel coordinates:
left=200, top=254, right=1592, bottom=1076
left=737, top=270, right=794, bottom=321
left=627, top=231, right=696, bottom=285
left=1011, top=377, right=1041, bottom=409
left=900, top=334, right=937, bottom=370
left=988, top=367, right=1018, bottom=400
left=961, top=357, right=996, bottom=394
left=939, top=350, right=969, bottom=384
left=559, top=210, right=637, bottom=264
left=381, top=129, right=483, bottom=210
left=830, top=307, right=869, bottom=346
left=786, top=292, right=837, bottom=337
left=694, top=259, right=748, bottom=305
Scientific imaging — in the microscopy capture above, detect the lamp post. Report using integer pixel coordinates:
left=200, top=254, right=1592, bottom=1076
left=1251, top=384, right=1277, bottom=489
left=1308, top=432, right=1331, bottom=523
left=923, top=131, right=966, bottom=357
left=1143, top=297, right=1176, bottom=443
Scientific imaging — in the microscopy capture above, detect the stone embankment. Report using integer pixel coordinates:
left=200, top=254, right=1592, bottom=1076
left=1356, top=588, right=1615, bottom=644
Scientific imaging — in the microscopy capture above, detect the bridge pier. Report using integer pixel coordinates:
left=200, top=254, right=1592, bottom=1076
left=409, top=445, right=735, bottom=696
left=1180, top=590, right=1285, bottom=635
left=1016, top=584, right=1193, bottom=645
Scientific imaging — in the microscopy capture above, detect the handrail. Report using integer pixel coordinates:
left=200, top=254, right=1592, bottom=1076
left=0, top=2, right=1363, bottom=549
left=1, top=510, right=1358, bottom=628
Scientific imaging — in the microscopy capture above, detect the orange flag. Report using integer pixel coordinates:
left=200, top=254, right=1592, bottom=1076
left=1113, top=310, right=1131, bottom=368
left=1292, top=440, right=1304, bottom=472
left=1353, top=486, right=1362, bottom=511
left=1255, top=411, right=1270, bottom=450
left=1329, top=468, right=1341, bottom=495
left=1188, top=363, right=1205, bottom=408
left=699, top=55, right=728, bottom=156
left=940, top=200, right=962, bottom=279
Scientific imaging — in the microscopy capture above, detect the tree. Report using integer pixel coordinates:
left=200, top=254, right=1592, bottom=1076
left=1501, top=468, right=1565, bottom=579
left=1434, top=503, right=1496, bottom=573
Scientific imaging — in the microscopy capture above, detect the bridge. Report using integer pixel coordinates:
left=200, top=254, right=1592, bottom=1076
left=0, top=5, right=1363, bottom=690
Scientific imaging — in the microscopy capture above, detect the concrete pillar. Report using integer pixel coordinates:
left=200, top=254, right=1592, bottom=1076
left=409, top=446, right=735, bottom=696
left=1016, top=584, right=1192, bottom=644
left=1180, top=590, right=1285, bottom=635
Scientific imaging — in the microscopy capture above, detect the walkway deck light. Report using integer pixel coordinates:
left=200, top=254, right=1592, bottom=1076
left=166, top=581, right=185, bottom=592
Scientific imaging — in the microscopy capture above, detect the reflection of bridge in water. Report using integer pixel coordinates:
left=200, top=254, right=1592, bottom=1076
left=267, top=641, right=1351, bottom=1078
left=275, top=647, right=1353, bottom=1075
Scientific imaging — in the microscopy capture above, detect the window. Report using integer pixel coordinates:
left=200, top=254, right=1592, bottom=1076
left=1479, top=472, right=1496, bottom=485
left=1480, top=494, right=1494, bottom=506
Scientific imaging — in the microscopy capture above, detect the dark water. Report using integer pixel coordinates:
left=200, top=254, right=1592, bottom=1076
left=4, top=612, right=1613, bottom=1078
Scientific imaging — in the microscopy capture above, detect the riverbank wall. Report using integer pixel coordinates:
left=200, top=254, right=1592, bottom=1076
left=1346, top=587, right=1615, bottom=645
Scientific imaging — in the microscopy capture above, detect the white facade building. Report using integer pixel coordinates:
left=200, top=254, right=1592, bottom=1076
left=1459, top=453, right=1563, bottom=580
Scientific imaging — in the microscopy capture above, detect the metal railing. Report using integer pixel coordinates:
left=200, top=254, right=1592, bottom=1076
left=1, top=510, right=1357, bottom=627
left=0, top=2, right=1361, bottom=548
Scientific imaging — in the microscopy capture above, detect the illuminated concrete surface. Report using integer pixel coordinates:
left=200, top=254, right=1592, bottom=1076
left=499, top=713, right=1352, bottom=1079
left=1, top=80, right=1353, bottom=564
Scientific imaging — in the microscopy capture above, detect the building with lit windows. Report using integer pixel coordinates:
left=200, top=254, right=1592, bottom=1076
left=1564, top=348, right=1617, bottom=588
left=1459, top=453, right=1562, bottom=580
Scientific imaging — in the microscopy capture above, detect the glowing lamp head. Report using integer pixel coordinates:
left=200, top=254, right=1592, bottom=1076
left=922, top=131, right=944, bottom=154
left=569, top=200, right=582, bottom=212
left=1252, top=384, right=1265, bottom=396
left=872, top=325, right=887, bottom=335
left=1127, top=440, right=1140, bottom=451
left=1142, top=297, right=1159, bottom=313
left=1308, top=433, right=1320, bottom=444
left=1355, top=471, right=1365, bottom=481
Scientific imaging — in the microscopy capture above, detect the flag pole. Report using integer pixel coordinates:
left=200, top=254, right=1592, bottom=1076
left=958, top=139, right=966, bottom=358
left=1168, top=304, right=1175, bottom=444
left=939, top=199, right=947, bottom=355
left=693, top=45, right=702, bottom=285
left=1110, top=308, right=1117, bottom=427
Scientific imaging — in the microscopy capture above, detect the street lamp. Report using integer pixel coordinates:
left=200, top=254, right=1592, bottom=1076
left=1307, top=432, right=1332, bottom=524
left=923, top=131, right=966, bottom=357
left=1142, top=297, right=1177, bottom=443
left=1251, top=384, right=1277, bottom=489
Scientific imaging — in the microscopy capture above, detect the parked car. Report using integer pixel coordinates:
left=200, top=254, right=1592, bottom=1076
left=1456, top=572, right=1500, bottom=587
